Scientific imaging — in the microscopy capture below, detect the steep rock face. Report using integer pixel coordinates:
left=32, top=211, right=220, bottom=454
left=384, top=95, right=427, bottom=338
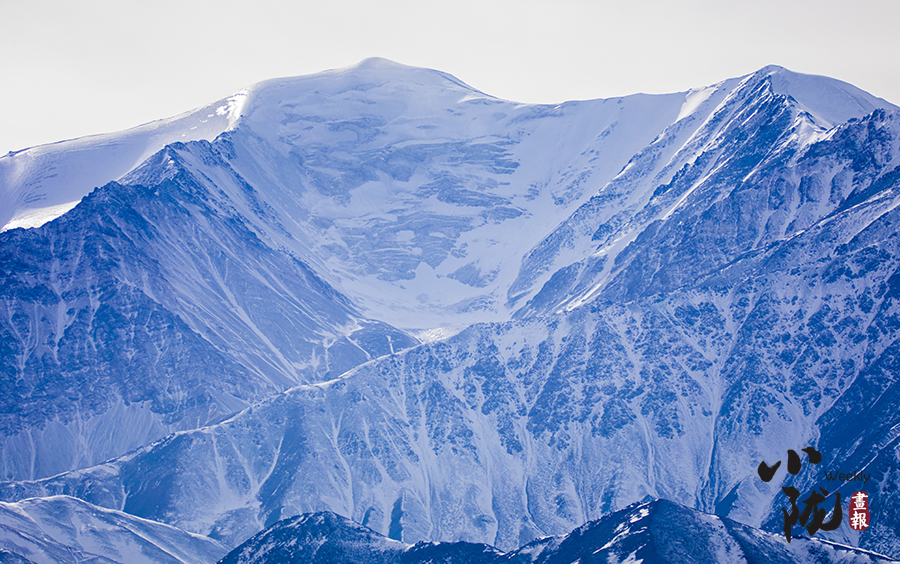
left=0, top=157, right=415, bottom=481
left=216, top=512, right=408, bottom=564
left=0, top=549, right=36, bottom=564
left=0, top=495, right=227, bottom=564
left=1, top=61, right=894, bottom=484
left=6, top=184, right=900, bottom=553
left=216, top=502, right=899, bottom=564
left=798, top=338, right=900, bottom=558
left=514, top=72, right=900, bottom=317
left=760, top=203, right=900, bottom=555
left=529, top=500, right=899, bottom=564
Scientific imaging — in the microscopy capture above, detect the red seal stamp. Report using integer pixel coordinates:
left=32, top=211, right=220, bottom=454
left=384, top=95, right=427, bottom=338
left=849, top=491, right=869, bottom=531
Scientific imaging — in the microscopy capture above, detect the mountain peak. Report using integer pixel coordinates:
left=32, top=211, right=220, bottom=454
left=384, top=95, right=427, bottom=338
left=350, top=56, right=414, bottom=70
left=246, top=57, right=482, bottom=97
left=754, top=64, right=897, bottom=126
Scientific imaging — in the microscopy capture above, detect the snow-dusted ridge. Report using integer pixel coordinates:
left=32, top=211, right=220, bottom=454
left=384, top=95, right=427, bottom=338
left=0, top=57, right=476, bottom=234
left=4, top=59, right=890, bottom=236
left=0, top=495, right=227, bottom=564
left=0, top=91, right=246, bottom=232
left=763, top=64, right=898, bottom=127
left=214, top=501, right=900, bottom=564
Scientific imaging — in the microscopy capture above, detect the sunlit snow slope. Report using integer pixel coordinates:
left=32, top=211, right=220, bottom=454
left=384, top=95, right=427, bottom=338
left=0, top=495, right=227, bottom=564
left=0, top=92, right=247, bottom=231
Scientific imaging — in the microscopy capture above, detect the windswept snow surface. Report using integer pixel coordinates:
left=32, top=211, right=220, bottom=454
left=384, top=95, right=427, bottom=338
left=0, top=91, right=246, bottom=231
left=176, top=58, right=693, bottom=330
left=764, top=65, right=897, bottom=127
left=0, top=495, right=227, bottom=564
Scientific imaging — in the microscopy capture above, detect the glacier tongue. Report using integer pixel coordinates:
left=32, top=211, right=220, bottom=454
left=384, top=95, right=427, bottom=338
left=199, top=66, right=693, bottom=330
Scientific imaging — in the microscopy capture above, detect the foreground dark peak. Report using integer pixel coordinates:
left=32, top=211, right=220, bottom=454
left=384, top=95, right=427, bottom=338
left=218, top=501, right=900, bottom=563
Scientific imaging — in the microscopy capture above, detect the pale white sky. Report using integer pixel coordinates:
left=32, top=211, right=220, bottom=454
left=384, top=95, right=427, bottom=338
left=2, top=0, right=898, bottom=155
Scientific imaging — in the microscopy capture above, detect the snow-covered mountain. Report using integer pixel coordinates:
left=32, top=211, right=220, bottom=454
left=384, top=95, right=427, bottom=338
left=0, top=495, right=226, bottom=564
left=1, top=59, right=899, bottom=560
left=0, top=92, right=246, bottom=232
left=6, top=60, right=891, bottom=328
left=216, top=501, right=898, bottom=564
left=0, top=163, right=417, bottom=481
left=6, top=189, right=900, bottom=551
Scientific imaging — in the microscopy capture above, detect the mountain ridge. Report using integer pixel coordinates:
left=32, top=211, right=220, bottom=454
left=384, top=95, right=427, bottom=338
left=4, top=60, right=893, bottom=235
left=215, top=500, right=900, bottom=564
